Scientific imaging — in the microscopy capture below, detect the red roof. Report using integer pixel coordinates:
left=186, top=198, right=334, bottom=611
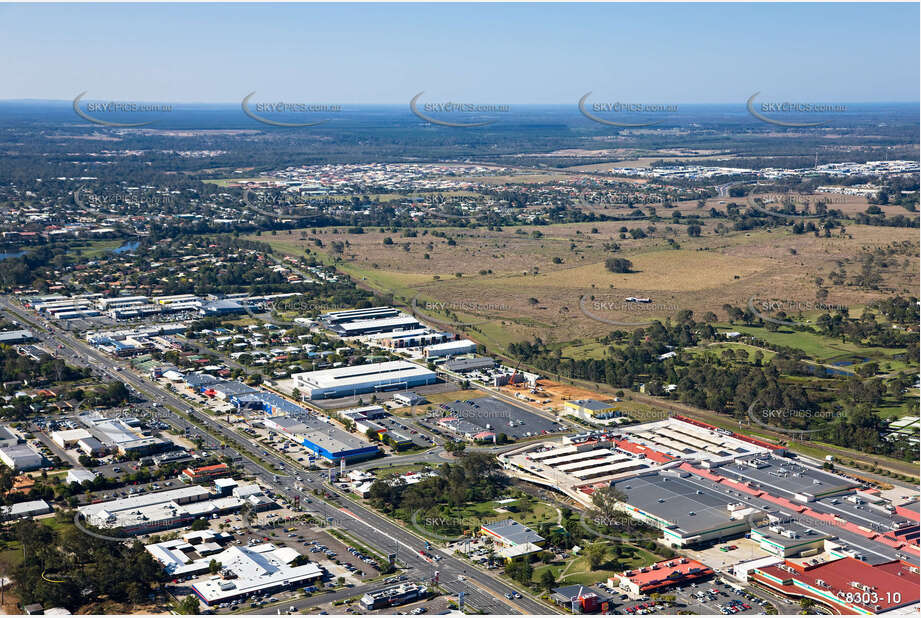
left=754, top=557, right=919, bottom=614
left=672, top=415, right=784, bottom=450
left=613, top=438, right=674, bottom=464
left=183, top=463, right=229, bottom=477
left=619, top=557, right=713, bottom=592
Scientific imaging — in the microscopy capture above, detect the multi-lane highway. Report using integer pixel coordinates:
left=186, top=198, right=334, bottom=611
left=0, top=295, right=557, bottom=615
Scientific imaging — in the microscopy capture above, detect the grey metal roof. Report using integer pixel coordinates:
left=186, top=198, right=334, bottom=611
left=185, top=372, right=221, bottom=388
left=571, top=399, right=615, bottom=411
left=0, top=329, right=33, bottom=343
left=610, top=472, right=738, bottom=536
left=444, top=356, right=496, bottom=372
left=481, top=518, right=544, bottom=545
left=752, top=521, right=830, bottom=548
left=713, top=457, right=857, bottom=499
left=811, top=495, right=911, bottom=532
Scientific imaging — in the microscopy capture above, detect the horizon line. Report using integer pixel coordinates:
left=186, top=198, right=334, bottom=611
left=1, top=98, right=920, bottom=106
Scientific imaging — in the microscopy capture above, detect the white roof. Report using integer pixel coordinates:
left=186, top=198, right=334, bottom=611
left=67, top=468, right=98, bottom=484
left=425, top=339, right=476, bottom=352
left=496, top=542, right=543, bottom=559
left=274, top=546, right=301, bottom=564
left=191, top=545, right=323, bottom=603
left=338, top=315, right=419, bottom=333
left=51, top=428, right=92, bottom=442
left=92, top=420, right=140, bottom=445
left=78, top=485, right=210, bottom=517
left=1, top=499, right=51, bottom=517
left=147, top=539, right=196, bottom=571
left=232, top=484, right=263, bottom=499
left=183, top=530, right=216, bottom=543
left=293, top=360, right=434, bottom=390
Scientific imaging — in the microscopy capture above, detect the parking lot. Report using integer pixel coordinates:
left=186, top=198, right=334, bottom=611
left=670, top=579, right=768, bottom=616
left=166, top=519, right=388, bottom=615
left=376, top=415, right=434, bottom=449
left=233, top=515, right=385, bottom=582
left=422, top=396, right=566, bottom=441
left=581, top=576, right=771, bottom=616
left=683, top=538, right=766, bottom=572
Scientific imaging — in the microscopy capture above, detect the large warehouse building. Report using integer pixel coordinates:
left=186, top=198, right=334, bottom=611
left=608, top=471, right=759, bottom=547
left=292, top=360, right=436, bottom=400
left=263, top=415, right=380, bottom=463
left=0, top=443, right=44, bottom=471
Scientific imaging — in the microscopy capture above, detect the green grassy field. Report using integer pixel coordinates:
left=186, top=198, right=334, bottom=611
left=365, top=462, right=433, bottom=476
left=688, top=341, right=779, bottom=364
left=71, top=239, right=125, bottom=258
left=560, top=340, right=610, bottom=360
left=531, top=543, right=659, bottom=587
left=724, top=324, right=910, bottom=369
left=413, top=493, right=559, bottom=541
left=0, top=516, right=74, bottom=569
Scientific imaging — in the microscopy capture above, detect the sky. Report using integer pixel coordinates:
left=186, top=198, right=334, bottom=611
left=1, top=2, right=918, bottom=104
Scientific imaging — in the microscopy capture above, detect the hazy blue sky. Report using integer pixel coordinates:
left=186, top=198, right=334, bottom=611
left=1, top=3, right=918, bottom=103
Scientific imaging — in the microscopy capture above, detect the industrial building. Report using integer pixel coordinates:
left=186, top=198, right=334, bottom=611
left=292, top=360, right=436, bottom=400
left=232, top=389, right=306, bottom=416
left=0, top=425, right=18, bottom=448
left=564, top=399, right=620, bottom=420
left=320, top=306, right=428, bottom=339
left=96, top=295, right=150, bottom=311
left=423, top=339, right=477, bottom=359
left=77, top=436, right=106, bottom=456
left=204, top=380, right=258, bottom=401
left=392, top=392, right=426, bottom=406
left=321, top=306, right=402, bottom=325
left=370, top=329, right=451, bottom=349
left=0, top=329, right=34, bottom=344
left=0, top=499, right=52, bottom=520
left=0, top=443, right=44, bottom=471
left=51, top=428, right=92, bottom=449
left=74, top=415, right=171, bottom=457
left=443, top=356, right=496, bottom=373
left=198, top=299, right=245, bottom=317
left=262, top=414, right=380, bottom=463
left=337, top=405, right=388, bottom=423
left=33, top=297, right=100, bottom=319
left=330, top=314, right=421, bottom=337
left=66, top=468, right=98, bottom=485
